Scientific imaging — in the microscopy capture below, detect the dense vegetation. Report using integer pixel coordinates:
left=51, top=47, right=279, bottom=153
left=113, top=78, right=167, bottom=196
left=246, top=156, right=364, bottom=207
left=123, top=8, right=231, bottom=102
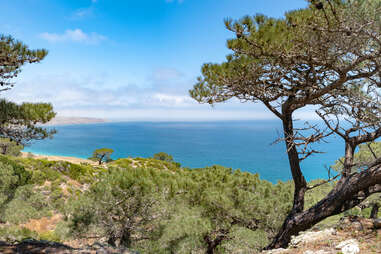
left=0, top=138, right=23, bottom=156
left=0, top=151, right=378, bottom=253
left=190, top=0, right=381, bottom=248
left=1, top=1, right=380, bottom=252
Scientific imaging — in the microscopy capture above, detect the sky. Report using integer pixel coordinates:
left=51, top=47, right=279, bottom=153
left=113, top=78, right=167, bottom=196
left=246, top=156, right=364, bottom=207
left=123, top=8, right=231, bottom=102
left=1, top=0, right=310, bottom=121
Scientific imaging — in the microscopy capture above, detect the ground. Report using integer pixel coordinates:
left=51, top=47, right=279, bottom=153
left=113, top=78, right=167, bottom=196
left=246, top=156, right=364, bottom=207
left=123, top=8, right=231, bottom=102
left=265, top=217, right=381, bottom=254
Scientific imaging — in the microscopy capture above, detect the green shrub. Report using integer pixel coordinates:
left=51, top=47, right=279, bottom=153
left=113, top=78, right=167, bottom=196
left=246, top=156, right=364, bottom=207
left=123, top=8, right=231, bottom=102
left=0, top=225, right=38, bottom=242
left=67, top=165, right=293, bottom=252
left=153, top=152, right=174, bottom=162
left=3, top=185, right=51, bottom=224
left=0, top=156, right=31, bottom=186
left=0, top=138, right=23, bottom=156
left=39, top=230, right=61, bottom=242
left=0, top=159, right=32, bottom=213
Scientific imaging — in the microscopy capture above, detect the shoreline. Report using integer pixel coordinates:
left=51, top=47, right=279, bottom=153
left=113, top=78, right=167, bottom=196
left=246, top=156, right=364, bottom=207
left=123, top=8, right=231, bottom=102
left=43, top=117, right=107, bottom=126
left=20, top=151, right=97, bottom=165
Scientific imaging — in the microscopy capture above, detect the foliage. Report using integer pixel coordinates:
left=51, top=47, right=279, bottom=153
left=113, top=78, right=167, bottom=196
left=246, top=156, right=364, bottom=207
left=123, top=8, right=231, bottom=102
left=0, top=154, right=351, bottom=252
left=0, top=155, right=101, bottom=231
left=67, top=163, right=294, bottom=252
left=0, top=99, right=56, bottom=145
left=0, top=138, right=23, bottom=156
left=89, top=148, right=114, bottom=165
left=189, top=0, right=381, bottom=248
left=0, top=225, right=38, bottom=242
left=3, top=185, right=51, bottom=224
left=110, top=157, right=181, bottom=172
left=153, top=152, right=181, bottom=168
left=0, top=157, right=51, bottom=224
left=0, top=34, right=47, bottom=91
left=333, top=142, right=381, bottom=173
left=0, top=159, right=31, bottom=211
left=13, top=157, right=98, bottom=184
left=153, top=152, right=174, bottom=162
left=333, top=142, right=381, bottom=217
left=0, top=35, right=55, bottom=145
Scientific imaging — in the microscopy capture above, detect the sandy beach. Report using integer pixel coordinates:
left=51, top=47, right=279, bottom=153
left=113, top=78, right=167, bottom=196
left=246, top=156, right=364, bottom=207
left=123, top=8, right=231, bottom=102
left=43, top=117, right=106, bottom=126
left=20, top=152, right=98, bottom=165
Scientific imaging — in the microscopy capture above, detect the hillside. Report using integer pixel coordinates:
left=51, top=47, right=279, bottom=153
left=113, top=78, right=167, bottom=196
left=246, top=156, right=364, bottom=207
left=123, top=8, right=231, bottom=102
left=0, top=154, right=380, bottom=253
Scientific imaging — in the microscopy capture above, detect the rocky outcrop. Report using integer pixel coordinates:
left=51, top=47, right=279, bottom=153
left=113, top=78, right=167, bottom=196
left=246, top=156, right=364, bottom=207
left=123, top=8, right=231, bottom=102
left=335, top=239, right=360, bottom=254
left=289, top=228, right=336, bottom=247
left=263, top=217, right=381, bottom=254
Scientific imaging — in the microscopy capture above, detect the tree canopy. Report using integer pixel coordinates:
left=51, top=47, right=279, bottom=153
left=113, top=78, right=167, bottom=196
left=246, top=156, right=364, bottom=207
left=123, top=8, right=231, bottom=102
left=0, top=99, right=56, bottom=145
left=90, top=148, right=114, bottom=165
left=0, top=138, right=23, bottom=156
left=190, top=0, right=381, bottom=249
left=153, top=152, right=174, bottom=162
left=0, top=35, right=47, bottom=92
left=0, top=35, right=55, bottom=146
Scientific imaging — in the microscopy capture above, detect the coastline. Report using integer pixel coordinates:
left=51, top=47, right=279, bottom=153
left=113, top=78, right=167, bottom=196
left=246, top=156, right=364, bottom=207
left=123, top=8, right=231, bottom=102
left=43, top=117, right=107, bottom=126
left=20, top=151, right=97, bottom=165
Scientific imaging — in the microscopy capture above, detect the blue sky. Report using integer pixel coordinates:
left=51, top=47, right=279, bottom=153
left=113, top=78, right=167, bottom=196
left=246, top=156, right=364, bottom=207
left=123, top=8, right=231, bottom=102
left=1, top=0, right=309, bottom=121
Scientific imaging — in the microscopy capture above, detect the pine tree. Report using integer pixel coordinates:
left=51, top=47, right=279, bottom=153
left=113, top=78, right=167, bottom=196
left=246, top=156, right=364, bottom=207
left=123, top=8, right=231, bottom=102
left=189, top=0, right=381, bottom=249
left=90, top=148, right=114, bottom=165
left=0, top=35, right=47, bottom=91
left=0, top=35, right=55, bottom=145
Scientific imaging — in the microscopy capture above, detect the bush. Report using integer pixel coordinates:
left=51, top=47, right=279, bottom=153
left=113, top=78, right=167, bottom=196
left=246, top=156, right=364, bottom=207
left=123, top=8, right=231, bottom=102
left=153, top=152, right=174, bottom=162
left=67, top=164, right=293, bottom=252
left=2, top=185, right=51, bottom=224
left=0, top=138, right=23, bottom=156
left=0, top=159, right=31, bottom=211
left=0, top=225, right=38, bottom=242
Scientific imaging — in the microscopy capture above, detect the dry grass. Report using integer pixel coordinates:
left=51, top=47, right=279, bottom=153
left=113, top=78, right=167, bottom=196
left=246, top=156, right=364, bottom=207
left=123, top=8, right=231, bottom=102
left=21, top=214, right=63, bottom=234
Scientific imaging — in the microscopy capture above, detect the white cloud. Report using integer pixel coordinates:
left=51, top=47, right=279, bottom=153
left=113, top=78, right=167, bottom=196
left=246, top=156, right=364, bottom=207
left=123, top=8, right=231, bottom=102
left=3, top=68, right=319, bottom=121
left=39, top=29, right=106, bottom=44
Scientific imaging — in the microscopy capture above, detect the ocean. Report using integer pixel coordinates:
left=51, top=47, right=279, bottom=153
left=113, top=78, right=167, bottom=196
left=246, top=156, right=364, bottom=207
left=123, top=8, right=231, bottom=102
left=23, top=120, right=345, bottom=183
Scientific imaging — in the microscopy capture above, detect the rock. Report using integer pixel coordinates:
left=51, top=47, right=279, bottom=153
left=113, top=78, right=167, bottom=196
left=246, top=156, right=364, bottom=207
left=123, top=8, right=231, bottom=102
left=290, top=228, right=336, bottom=247
left=263, top=248, right=289, bottom=254
left=304, top=250, right=331, bottom=254
left=374, top=219, right=381, bottom=229
left=336, top=239, right=360, bottom=254
left=351, top=221, right=363, bottom=231
left=0, top=240, right=137, bottom=254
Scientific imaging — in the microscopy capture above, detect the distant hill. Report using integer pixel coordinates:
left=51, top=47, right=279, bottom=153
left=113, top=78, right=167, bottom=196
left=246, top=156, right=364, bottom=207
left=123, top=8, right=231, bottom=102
left=44, top=116, right=106, bottom=126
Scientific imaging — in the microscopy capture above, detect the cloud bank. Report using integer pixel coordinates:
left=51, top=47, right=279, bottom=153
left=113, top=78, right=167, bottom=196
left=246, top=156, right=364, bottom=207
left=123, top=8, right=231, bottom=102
left=4, top=67, right=318, bottom=121
left=40, top=29, right=106, bottom=44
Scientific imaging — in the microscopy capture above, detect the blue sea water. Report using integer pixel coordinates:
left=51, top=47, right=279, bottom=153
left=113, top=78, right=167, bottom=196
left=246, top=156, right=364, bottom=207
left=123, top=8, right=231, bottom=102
left=23, top=120, right=344, bottom=183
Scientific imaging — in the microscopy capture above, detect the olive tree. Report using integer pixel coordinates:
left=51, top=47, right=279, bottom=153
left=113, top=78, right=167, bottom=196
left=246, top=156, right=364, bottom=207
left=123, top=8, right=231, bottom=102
left=189, top=0, right=381, bottom=249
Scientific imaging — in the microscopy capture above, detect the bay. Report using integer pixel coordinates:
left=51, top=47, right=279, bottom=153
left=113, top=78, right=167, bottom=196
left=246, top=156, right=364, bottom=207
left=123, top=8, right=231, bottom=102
left=23, top=120, right=344, bottom=182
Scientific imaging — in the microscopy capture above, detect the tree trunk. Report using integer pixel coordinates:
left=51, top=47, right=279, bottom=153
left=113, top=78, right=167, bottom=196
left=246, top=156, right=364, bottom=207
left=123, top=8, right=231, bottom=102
left=281, top=111, right=307, bottom=214
left=0, top=145, right=7, bottom=155
left=204, top=229, right=229, bottom=254
left=370, top=203, right=379, bottom=219
left=98, top=154, right=105, bottom=165
left=266, top=166, right=381, bottom=249
left=266, top=109, right=309, bottom=249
